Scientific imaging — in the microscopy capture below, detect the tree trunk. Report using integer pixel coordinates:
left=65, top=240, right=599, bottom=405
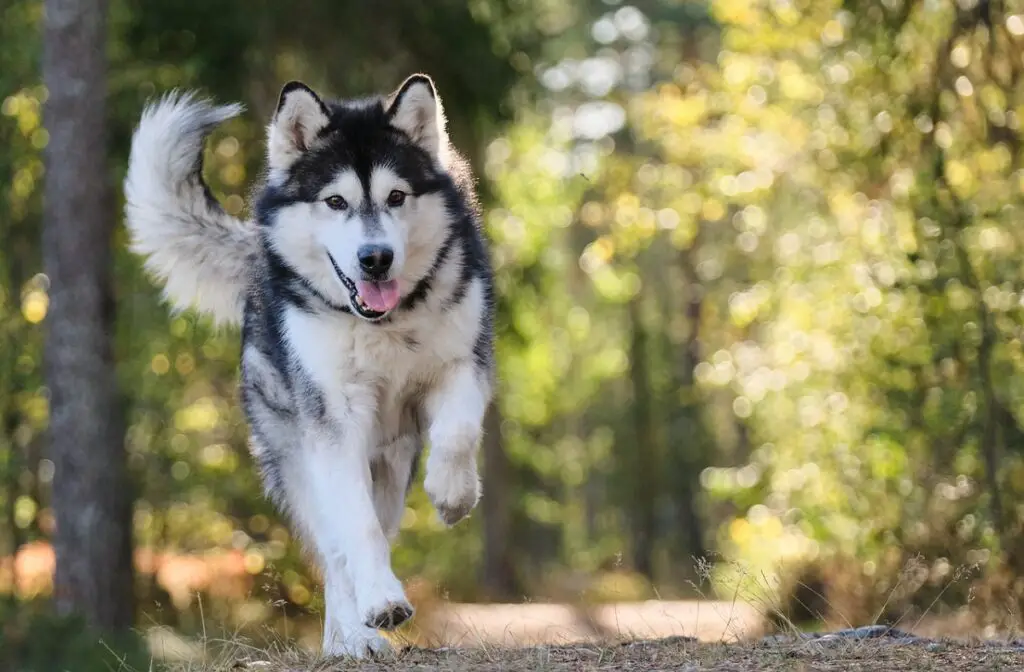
left=480, top=403, right=519, bottom=599
left=627, top=296, right=657, bottom=578
left=42, top=0, right=134, bottom=629
left=669, top=244, right=708, bottom=565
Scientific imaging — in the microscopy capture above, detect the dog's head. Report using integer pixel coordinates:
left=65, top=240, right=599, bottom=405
left=258, top=75, right=453, bottom=321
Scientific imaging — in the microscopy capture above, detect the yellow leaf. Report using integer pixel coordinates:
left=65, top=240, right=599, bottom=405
left=21, top=290, right=47, bottom=324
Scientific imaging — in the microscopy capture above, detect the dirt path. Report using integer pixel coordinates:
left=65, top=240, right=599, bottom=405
left=153, top=602, right=1024, bottom=670
left=411, top=600, right=764, bottom=647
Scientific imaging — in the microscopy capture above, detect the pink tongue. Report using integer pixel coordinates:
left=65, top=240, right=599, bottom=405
left=356, top=279, right=401, bottom=312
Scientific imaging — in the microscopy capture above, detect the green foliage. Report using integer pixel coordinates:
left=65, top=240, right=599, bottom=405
left=479, top=0, right=1024, bottom=626
left=509, top=0, right=1024, bottom=625
left=0, top=601, right=150, bottom=672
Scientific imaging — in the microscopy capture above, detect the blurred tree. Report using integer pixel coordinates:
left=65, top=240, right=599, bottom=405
left=480, top=404, right=520, bottom=598
left=42, top=0, right=133, bottom=628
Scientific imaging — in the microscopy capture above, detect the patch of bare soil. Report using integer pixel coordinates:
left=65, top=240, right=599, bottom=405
left=412, top=599, right=764, bottom=647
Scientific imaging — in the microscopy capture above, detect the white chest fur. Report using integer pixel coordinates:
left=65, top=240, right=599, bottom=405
left=281, top=276, right=486, bottom=442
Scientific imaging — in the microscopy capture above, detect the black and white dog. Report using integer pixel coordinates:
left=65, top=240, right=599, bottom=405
left=124, top=75, right=495, bottom=657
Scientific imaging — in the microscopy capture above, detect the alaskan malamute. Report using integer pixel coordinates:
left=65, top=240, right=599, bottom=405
left=124, top=74, right=495, bottom=657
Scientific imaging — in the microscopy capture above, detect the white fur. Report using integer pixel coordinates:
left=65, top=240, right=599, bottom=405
left=315, top=168, right=409, bottom=285
left=423, top=347, right=490, bottom=523
left=322, top=572, right=392, bottom=657
left=280, top=273, right=488, bottom=654
left=123, top=93, right=258, bottom=325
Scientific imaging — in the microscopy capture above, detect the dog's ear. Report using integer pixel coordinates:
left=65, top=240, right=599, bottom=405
left=386, top=74, right=448, bottom=160
left=267, top=81, right=330, bottom=170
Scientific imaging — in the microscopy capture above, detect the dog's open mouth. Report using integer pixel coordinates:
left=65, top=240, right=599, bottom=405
left=327, top=253, right=400, bottom=320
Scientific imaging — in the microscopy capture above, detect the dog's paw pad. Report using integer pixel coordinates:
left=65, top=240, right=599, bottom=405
left=435, top=499, right=475, bottom=526
left=424, top=460, right=480, bottom=527
left=365, top=601, right=414, bottom=631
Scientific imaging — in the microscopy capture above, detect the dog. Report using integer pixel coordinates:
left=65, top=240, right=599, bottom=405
left=123, top=74, right=495, bottom=657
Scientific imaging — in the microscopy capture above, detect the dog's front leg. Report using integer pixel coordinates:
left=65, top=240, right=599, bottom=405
left=320, top=563, right=391, bottom=658
left=293, top=419, right=413, bottom=657
left=423, top=361, right=492, bottom=525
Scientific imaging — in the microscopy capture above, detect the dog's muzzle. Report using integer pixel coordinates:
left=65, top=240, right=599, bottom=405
left=327, top=252, right=401, bottom=321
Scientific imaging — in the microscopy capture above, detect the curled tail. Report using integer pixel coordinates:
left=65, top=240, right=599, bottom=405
left=124, top=92, right=259, bottom=326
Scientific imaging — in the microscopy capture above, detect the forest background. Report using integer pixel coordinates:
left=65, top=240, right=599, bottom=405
left=4, top=0, right=1024, bottom=667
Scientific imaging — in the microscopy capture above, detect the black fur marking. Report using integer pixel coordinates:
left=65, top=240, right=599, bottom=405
left=300, top=378, right=328, bottom=421
left=388, top=75, right=437, bottom=112
left=185, top=116, right=230, bottom=218
left=242, top=288, right=293, bottom=395
left=472, top=320, right=494, bottom=373
left=276, top=81, right=330, bottom=117
left=398, top=234, right=455, bottom=312
left=250, top=435, right=285, bottom=501
left=263, top=249, right=313, bottom=313
left=405, top=442, right=423, bottom=494
left=279, top=99, right=447, bottom=205
left=439, top=179, right=492, bottom=310
left=402, top=334, right=420, bottom=351
left=246, top=378, right=294, bottom=420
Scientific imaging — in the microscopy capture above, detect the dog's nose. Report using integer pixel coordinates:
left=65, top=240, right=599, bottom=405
left=357, top=244, right=394, bottom=277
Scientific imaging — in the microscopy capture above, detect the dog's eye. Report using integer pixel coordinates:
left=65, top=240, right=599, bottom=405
left=324, top=195, right=348, bottom=211
left=386, top=190, right=406, bottom=207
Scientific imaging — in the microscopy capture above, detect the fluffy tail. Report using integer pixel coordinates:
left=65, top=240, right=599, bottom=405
left=124, top=91, right=259, bottom=326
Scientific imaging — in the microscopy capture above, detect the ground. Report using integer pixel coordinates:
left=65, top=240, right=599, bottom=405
left=169, top=636, right=1024, bottom=671
left=152, top=601, right=1024, bottom=671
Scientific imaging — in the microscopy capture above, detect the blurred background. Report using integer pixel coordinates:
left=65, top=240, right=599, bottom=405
left=4, top=0, right=1024, bottom=667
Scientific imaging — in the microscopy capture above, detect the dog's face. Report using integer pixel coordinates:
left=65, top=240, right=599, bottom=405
left=259, top=75, right=452, bottom=321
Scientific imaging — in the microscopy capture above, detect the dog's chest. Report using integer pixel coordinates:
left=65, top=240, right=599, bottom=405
left=284, top=307, right=462, bottom=429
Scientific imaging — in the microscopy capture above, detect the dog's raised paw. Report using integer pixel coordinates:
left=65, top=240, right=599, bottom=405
left=365, top=600, right=414, bottom=631
left=424, top=458, right=480, bottom=526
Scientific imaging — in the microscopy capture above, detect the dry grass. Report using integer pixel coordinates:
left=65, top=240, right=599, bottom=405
left=146, top=554, right=1024, bottom=671
left=159, top=636, right=1024, bottom=672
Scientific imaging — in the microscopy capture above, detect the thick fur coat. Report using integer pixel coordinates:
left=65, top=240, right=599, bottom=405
left=124, top=75, right=495, bottom=657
